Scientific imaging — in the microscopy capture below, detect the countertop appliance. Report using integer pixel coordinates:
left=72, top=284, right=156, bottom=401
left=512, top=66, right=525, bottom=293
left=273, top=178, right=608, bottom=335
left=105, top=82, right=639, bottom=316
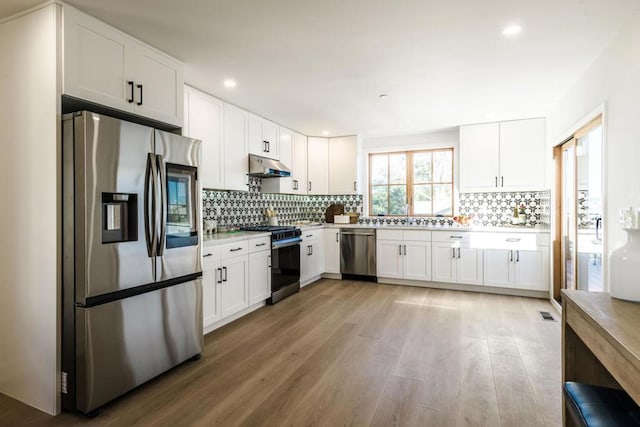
left=248, top=153, right=291, bottom=178
left=62, top=111, right=203, bottom=415
left=340, top=228, right=377, bottom=278
left=241, top=225, right=301, bottom=303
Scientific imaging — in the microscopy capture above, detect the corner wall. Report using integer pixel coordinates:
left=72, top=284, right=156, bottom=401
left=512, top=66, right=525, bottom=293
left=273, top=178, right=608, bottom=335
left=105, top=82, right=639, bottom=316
left=0, top=4, right=60, bottom=415
left=547, top=10, right=640, bottom=292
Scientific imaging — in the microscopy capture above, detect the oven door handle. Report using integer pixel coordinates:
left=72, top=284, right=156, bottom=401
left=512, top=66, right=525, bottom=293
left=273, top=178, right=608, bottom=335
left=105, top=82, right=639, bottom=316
left=272, top=237, right=302, bottom=250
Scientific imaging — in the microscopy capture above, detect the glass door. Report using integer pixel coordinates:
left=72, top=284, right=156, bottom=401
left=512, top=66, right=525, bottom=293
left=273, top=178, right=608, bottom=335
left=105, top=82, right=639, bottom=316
left=576, top=125, right=604, bottom=291
left=561, top=140, right=577, bottom=291
left=556, top=116, right=603, bottom=298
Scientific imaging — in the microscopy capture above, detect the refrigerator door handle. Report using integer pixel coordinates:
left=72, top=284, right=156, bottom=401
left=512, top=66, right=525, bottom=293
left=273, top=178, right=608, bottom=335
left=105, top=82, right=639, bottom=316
left=156, top=154, right=167, bottom=256
left=144, top=153, right=157, bottom=257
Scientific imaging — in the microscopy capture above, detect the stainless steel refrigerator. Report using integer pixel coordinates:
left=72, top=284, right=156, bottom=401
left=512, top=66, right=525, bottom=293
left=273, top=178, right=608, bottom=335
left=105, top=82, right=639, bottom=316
left=61, top=111, right=203, bottom=415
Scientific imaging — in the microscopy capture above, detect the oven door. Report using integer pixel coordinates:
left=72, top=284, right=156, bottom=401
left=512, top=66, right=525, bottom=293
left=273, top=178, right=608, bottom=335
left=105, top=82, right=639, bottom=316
left=271, top=238, right=301, bottom=292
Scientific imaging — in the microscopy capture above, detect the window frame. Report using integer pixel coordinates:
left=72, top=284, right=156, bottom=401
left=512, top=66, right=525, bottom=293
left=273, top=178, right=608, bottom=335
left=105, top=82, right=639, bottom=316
left=368, top=148, right=454, bottom=217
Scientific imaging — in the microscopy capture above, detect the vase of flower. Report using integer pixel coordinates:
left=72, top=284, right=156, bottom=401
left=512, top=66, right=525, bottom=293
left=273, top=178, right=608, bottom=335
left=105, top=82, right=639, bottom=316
left=609, top=228, right=640, bottom=302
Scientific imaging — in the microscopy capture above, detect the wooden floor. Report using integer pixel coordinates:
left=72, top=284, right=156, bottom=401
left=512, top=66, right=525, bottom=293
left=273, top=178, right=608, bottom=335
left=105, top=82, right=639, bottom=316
left=0, top=279, right=561, bottom=426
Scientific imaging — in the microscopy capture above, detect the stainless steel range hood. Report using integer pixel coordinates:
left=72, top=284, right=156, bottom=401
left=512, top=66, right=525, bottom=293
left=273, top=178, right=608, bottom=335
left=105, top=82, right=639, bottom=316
left=248, top=153, right=292, bottom=178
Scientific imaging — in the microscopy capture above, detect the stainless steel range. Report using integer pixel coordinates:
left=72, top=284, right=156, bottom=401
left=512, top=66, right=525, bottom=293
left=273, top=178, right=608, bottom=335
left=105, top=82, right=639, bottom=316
left=241, top=226, right=302, bottom=304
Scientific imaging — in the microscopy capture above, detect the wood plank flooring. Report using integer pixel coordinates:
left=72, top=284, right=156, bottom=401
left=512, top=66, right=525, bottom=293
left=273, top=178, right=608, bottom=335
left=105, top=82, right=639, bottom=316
left=0, top=279, right=561, bottom=426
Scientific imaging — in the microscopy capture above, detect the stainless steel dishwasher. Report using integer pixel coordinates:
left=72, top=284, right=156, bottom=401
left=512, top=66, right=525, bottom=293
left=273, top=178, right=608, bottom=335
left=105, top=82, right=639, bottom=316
left=340, top=228, right=376, bottom=277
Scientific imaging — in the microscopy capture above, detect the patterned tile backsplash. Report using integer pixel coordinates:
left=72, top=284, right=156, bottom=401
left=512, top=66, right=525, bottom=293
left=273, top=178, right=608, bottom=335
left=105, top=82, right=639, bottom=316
left=203, top=178, right=551, bottom=228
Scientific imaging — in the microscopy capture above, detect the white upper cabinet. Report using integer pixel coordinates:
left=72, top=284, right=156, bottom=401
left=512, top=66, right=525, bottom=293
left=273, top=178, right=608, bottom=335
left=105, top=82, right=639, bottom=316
left=459, top=118, right=546, bottom=192
left=183, top=86, right=224, bottom=190
left=62, top=5, right=183, bottom=127
left=223, top=103, right=249, bottom=191
left=307, top=137, right=329, bottom=195
left=291, top=132, right=308, bottom=195
left=498, top=118, right=546, bottom=190
left=329, top=136, right=359, bottom=195
left=248, top=113, right=279, bottom=159
left=459, top=123, right=500, bottom=191
left=261, top=126, right=294, bottom=193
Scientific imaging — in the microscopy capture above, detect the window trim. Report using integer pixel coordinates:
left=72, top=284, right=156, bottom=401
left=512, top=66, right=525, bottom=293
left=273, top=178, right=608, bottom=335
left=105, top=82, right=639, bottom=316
left=368, top=148, right=454, bottom=217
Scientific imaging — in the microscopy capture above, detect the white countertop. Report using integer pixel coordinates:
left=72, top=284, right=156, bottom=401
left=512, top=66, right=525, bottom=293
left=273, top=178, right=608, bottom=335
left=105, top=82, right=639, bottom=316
left=300, top=223, right=550, bottom=234
left=202, top=231, right=270, bottom=246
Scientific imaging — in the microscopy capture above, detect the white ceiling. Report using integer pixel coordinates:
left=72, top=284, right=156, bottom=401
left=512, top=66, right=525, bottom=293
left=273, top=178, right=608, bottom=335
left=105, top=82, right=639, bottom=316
left=3, top=1, right=639, bottom=137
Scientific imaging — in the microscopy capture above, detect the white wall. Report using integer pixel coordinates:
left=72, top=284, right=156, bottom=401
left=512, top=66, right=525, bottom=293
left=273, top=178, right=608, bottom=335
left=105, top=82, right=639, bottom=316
left=0, top=4, right=60, bottom=415
left=361, top=129, right=459, bottom=215
left=547, top=9, right=640, bottom=293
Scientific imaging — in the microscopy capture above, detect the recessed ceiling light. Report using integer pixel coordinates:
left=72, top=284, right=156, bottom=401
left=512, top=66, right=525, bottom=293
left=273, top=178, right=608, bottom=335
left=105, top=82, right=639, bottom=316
left=502, top=24, right=522, bottom=36
left=223, top=79, right=237, bottom=88
left=322, top=130, right=330, bottom=136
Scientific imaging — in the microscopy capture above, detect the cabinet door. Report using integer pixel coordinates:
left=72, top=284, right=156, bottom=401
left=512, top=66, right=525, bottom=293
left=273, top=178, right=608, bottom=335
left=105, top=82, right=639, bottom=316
left=514, top=248, right=548, bottom=291
left=329, top=136, right=358, bottom=195
left=459, top=123, right=500, bottom=192
left=403, top=242, right=431, bottom=281
left=324, top=229, right=341, bottom=274
left=133, top=44, right=183, bottom=126
left=63, top=6, right=133, bottom=112
left=248, top=113, right=267, bottom=155
left=262, top=120, right=279, bottom=159
left=499, top=118, right=546, bottom=190
left=300, top=241, right=313, bottom=285
left=432, top=243, right=457, bottom=283
left=202, top=251, right=221, bottom=327
left=457, top=247, right=484, bottom=286
left=376, top=240, right=403, bottom=279
left=262, top=127, right=293, bottom=194
left=483, top=249, right=513, bottom=288
left=184, top=87, right=224, bottom=189
left=307, top=137, right=329, bottom=195
left=220, top=256, right=249, bottom=318
left=223, top=103, right=249, bottom=191
left=310, top=239, right=324, bottom=278
left=291, top=132, right=308, bottom=195
left=249, top=251, right=271, bottom=304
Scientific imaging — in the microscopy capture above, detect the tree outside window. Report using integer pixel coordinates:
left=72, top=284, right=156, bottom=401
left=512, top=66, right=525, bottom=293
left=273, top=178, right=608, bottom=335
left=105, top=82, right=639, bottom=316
left=369, top=148, right=453, bottom=216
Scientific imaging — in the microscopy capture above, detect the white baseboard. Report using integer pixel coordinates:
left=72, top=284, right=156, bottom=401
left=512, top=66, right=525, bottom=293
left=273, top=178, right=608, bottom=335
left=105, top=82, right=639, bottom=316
left=376, top=278, right=548, bottom=299
left=203, top=301, right=266, bottom=335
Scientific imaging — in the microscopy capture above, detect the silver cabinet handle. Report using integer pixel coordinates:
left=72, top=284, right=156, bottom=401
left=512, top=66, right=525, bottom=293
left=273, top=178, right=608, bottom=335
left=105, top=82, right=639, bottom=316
left=203, top=253, right=213, bottom=258
left=216, top=267, right=222, bottom=284
left=222, top=266, right=227, bottom=282
left=255, top=243, right=266, bottom=247
left=403, top=245, right=407, bottom=255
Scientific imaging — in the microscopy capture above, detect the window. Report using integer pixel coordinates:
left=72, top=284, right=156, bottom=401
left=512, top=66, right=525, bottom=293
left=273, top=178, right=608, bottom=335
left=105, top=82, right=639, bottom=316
left=369, top=148, right=453, bottom=216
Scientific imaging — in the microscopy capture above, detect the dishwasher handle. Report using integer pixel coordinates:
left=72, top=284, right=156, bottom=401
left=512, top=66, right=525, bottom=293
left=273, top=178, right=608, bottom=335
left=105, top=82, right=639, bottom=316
left=341, top=232, right=375, bottom=236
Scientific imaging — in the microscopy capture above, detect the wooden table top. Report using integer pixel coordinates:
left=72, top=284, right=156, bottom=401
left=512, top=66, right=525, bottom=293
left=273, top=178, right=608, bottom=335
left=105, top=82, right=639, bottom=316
left=562, top=290, right=640, bottom=375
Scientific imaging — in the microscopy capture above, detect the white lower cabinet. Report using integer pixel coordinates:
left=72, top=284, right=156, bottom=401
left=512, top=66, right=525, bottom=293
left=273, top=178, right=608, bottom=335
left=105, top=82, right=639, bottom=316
left=484, top=247, right=548, bottom=291
left=300, top=230, right=323, bottom=285
left=219, top=254, right=249, bottom=319
left=248, top=237, right=271, bottom=304
left=376, top=230, right=431, bottom=281
left=431, top=242, right=483, bottom=285
left=324, top=228, right=341, bottom=274
left=201, top=248, right=221, bottom=327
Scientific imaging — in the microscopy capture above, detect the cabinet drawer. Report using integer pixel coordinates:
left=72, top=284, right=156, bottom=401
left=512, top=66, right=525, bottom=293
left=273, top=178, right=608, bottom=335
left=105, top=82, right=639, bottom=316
left=219, top=240, right=249, bottom=260
left=249, top=236, right=271, bottom=253
left=432, top=231, right=470, bottom=243
left=301, top=230, right=320, bottom=241
left=202, top=247, right=219, bottom=267
left=377, top=229, right=403, bottom=240
left=402, top=230, right=431, bottom=242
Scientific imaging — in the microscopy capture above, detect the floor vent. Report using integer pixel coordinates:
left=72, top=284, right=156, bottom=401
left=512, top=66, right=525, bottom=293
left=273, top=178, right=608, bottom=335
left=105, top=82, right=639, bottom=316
left=539, top=311, right=556, bottom=321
